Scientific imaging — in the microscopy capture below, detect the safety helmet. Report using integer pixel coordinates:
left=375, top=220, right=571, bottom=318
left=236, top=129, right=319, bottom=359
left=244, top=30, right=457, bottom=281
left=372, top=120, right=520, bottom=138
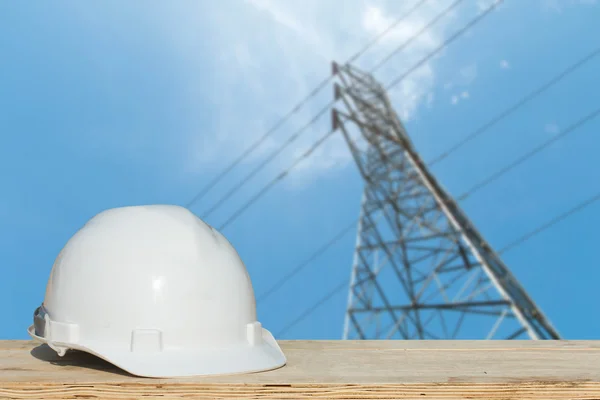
left=28, top=204, right=286, bottom=378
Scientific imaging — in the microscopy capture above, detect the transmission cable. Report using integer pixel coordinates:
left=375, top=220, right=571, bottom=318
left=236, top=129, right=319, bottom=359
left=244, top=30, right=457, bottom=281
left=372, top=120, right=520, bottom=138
left=256, top=219, right=359, bottom=303
left=202, top=106, right=332, bottom=219
left=498, top=192, right=600, bottom=254
left=275, top=189, right=600, bottom=337
left=457, top=106, right=600, bottom=201
left=428, top=46, right=600, bottom=166
left=348, top=0, right=430, bottom=64
left=185, top=0, right=430, bottom=209
left=212, top=1, right=502, bottom=228
left=255, top=105, right=600, bottom=304
left=385, top=0, right=502, bottom=90
left=370, top=0, right=466, bottom=73
left=217, top=128, right=337, bottom=230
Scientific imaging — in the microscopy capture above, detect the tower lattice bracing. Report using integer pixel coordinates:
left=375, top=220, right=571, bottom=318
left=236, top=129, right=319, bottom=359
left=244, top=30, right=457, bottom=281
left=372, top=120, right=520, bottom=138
left=331, top=62, right=560, bottom=340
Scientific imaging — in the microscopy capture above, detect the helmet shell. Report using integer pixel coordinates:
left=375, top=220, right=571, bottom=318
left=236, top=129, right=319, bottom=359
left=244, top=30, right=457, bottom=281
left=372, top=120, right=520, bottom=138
left=29, top=205, right=286, bottom=377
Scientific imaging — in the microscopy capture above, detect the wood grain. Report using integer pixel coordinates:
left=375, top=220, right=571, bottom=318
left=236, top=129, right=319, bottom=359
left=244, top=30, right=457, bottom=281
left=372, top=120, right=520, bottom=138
left=1, top=340, right=600, bottom=399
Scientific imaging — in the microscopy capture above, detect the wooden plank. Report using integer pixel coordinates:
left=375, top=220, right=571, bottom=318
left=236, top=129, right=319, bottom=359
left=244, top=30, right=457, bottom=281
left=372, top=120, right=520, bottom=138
left=1, top=340, right=600, bottom=399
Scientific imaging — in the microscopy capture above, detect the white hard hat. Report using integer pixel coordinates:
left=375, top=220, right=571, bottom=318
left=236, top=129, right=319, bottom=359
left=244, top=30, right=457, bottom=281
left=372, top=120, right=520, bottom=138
left=28, top=205, right=286, bottom=378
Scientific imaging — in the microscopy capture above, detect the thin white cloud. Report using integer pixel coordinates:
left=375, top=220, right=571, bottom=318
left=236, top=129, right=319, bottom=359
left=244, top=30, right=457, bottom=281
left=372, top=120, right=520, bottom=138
left=542, top=0, right=597, bottom=12
left=459, top=64, right=478, bottom=85
left=426, top=92, right=435, bottom=108
left=68, top=1, right=502, bottom=183
left=476, top=0, right=499, bottom=10
left=179, top=0, right=495, bottom=180
left=246, top=0, right=306, bottom=35
left=442, top=62, right=478, bottom=99
left=545, top=122, right=560, bottom=134
left=500, top=59, right=510, bottom=69
left=541, top=0, right=562, bottom=12
left=450, top=90, right=469, bottom=105
left=362, top=5, right=439, bottom=50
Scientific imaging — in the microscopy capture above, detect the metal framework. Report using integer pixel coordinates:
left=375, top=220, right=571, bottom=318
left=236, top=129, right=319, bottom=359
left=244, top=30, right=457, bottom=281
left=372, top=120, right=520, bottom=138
left=332, top=62, right=560, bottom=340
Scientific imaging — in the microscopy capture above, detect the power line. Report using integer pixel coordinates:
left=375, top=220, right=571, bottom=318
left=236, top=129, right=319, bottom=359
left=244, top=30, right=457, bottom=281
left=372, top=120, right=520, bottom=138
left=498, top=192, right=600, bottom=254
left=370, top=0, right=465, bottom=72
left=276, top=189, right=600, bottom=337
left=217, top=128, right=337, bottom=230
left=210, top=1, right=502, bottom=228
left=428, top=46, right=600, bottom=166
left=202, top=105, right=331, bottom=219
left=185, top=0, right=431, bottom=210
left=276, top=279, right=350, bottom=338
left=457, top=106, right=600, bottom=201
left=349, top=0, right=430, bottom=64
left=257, top=105, right=600, bottom=309
left=185, top=81, right=331, bottom=210
left=256, top=220, right=358, bottom=303
left=385, top=0, right=503, bottom=90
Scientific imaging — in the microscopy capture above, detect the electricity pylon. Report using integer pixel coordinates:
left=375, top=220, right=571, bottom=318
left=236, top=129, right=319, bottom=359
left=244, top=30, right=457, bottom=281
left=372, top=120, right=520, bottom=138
left=331, top=62, right=560, bottom=340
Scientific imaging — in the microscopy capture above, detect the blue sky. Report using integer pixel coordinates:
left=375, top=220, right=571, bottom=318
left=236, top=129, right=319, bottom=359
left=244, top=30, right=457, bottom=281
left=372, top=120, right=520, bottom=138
left=1, top=0, right=599, bottom=340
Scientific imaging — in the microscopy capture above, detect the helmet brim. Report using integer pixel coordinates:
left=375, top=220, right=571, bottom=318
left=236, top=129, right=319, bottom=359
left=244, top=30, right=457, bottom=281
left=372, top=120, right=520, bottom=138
left=28, top=325, right=286, bottom=378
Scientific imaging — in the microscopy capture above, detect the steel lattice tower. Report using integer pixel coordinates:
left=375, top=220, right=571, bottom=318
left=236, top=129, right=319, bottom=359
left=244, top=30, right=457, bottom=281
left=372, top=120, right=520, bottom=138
left=332, top=62, right=560, bottom=340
